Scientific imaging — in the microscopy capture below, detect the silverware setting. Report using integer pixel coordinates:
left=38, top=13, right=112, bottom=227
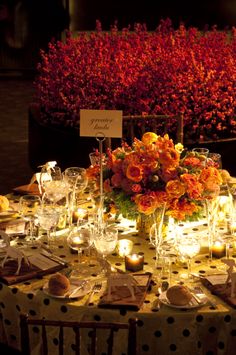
left=152, top=281, right=169, bottom=310
left=66, top=281, right=87, bottom=298
left=85, top=282, right=102, bottom=305
left=41, top=249, right=68, bottom=266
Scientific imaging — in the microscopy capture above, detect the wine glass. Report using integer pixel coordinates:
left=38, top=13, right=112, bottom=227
left=67, top=221, right=93, bottom=277
left=18, top=195, right=42, bottom=245
left=43, top=180, right=69, bottom=205
left=36, top=206, right=60, bottom=250
left=64, top=167, right=88, bottom=191
left=177, top=235, right=201, bottom=281
left=93, top=226, right=118, bottom=273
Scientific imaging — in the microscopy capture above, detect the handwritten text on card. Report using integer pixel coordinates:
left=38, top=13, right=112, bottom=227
left=80, top=109, right=122, bottom=138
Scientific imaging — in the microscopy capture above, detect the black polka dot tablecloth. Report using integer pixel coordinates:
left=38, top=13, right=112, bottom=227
left=1, top=217, right=236, bottom=354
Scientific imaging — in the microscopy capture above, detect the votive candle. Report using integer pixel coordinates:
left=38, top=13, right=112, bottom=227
left=125, top=253, right=144, bottom=272
left=117, top=239, right=133, bottom=257
left=211, top=241, right=226, bottom=259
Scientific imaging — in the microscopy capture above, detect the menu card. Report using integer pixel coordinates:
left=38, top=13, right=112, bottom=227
left=202, top=276, right=236, bottom=308
left=0, top=253, right=66, bottom=285
left=98, top=272, right=152, bottom=310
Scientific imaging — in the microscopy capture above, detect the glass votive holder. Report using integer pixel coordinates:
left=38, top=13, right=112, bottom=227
left=89, top=152, right=106, bottom=166
left=72, top=208, right=88, bottom=223
left=211, top=240, right=226, bottom=259
left=192, top=147, right=209, bottom=157
left=125, top=254, right=144, bottom=272
left=117, top=239, right=133, bottom=257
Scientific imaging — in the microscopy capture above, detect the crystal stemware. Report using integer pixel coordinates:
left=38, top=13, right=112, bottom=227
left=67, top=221, right=92, bottom=277
left=177, top=235, right=201, bottom=281
left=18, top=195, right=42, bottom=245
left=36, top=206, right=60, bottom=249
left=64, top=167, right=88, bottom=225
left=93, top=225, right=118, bottom=273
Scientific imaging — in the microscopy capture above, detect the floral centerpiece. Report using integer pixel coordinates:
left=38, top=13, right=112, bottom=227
left=87, top=132, right=223, bottom=222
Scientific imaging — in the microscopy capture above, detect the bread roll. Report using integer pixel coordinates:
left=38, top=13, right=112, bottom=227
left=166, top=285, right=192, bottom=306
left=48, top=273, right=70, bottom=296
left=0, top=196, right=9, bottom=212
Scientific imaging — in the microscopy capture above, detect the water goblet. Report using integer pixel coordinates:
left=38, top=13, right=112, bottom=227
left=64, top=167, right=88, bottom=191
left=18, top=195, right=42, bottom=245
left=67, top=221, right=93, bottom=277
left=177, top=235, right=201, bottom=281
left=36, top=206, right=60, bottom=250
left=93, top=226, right=118, bottom=273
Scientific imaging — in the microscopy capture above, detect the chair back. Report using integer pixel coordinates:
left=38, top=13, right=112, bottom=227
left=106, top=113, right=184, bottom=149
left=20, top=314, right=137, bottom=355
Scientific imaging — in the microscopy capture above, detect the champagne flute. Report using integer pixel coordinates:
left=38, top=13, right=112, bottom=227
left=64, top=167, right=88, bottom=225
left=18, top=195, right=42, bottom=245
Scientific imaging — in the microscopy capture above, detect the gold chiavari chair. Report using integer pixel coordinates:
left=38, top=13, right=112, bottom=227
left=20, top=314, right=138, bottom=355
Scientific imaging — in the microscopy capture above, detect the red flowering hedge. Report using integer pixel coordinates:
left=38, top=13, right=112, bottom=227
left=34, top=19, right=236, bottom=143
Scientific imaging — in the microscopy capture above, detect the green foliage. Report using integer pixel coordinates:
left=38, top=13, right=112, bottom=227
left=108, top=190, right=139, bottom=220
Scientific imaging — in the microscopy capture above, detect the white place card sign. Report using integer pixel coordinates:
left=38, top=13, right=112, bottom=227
left=80, top=109, right=122, bottom=138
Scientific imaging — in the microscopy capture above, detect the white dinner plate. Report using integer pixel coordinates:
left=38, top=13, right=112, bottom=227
left=159, top=291, right=208, bottom=309
left=43, top=280, right=91, bottom=299
left=0, top=210, right=18, bottom=220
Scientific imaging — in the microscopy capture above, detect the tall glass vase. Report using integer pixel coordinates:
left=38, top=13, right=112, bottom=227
left=205, top=197, right=220, bottom=261
left=148, top=204, right=167, bottom=265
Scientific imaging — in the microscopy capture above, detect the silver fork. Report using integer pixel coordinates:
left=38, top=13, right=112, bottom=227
left=85, top=283, right=102, bottom=305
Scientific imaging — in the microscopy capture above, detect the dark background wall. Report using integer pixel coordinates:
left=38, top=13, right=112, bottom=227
left=0, top=0, right=236, bottom=72
left=75, top=0, right=236, bottom=30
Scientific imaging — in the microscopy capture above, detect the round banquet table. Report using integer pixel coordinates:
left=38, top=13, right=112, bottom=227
left=1, top=205, right=236, bottom=354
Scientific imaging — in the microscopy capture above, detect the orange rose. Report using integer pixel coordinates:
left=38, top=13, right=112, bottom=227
left=126, top=164, right=143, bottom=182
left=135, top=192, right=158, bottom=215
left=166, top=180, right=186, bottom=198
left=169, top=198, right=199, bottom=220
left=183, top=156, right=202, bottom=168
left=200, top=167, right=223, bottom=191
left=142, top=132, right=158, bottom=145
left=159, top=148, right=180, bottom=168
left=181, top=174, right=204, bottom=199
left=160, top=167, right=178, bottom=182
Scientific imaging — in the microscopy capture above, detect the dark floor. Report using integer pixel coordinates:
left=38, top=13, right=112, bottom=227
left=0, top=76, right=35, bottom=195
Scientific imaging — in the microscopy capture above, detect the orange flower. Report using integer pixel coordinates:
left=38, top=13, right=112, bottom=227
left=166, top=179, right=186, bottom=198
left=160, top=167, right=178, bottom=182
left=183, top=156, right=202, bottom=168
left=142, top=132, right=158, bottom=145
left=86, top=165, right=99, bottom=181
left=126, top=164, right=143, bottom=182
left=181, top=173, right=204, bottom=200
left=135, top=192, right=158, bottom=215
left=111, top=173, right=123, bottom=188
left=131, top=184, right=142, bottom=193
left=169, top=198, right=199, bottom=220
left=103, top=178, right=112, bottom=193
left=159, top=148, right=180, bottom=168
left=199, top=167, right=223, bottom=192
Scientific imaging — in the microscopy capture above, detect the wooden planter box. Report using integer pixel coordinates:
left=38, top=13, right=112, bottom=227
left=28, top=104, right=96, bottom=170
left=28, top=103, right=236, bottom=176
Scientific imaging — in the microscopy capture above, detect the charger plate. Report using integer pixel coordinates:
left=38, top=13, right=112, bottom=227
left=159, top=291, right=208, bottom=309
